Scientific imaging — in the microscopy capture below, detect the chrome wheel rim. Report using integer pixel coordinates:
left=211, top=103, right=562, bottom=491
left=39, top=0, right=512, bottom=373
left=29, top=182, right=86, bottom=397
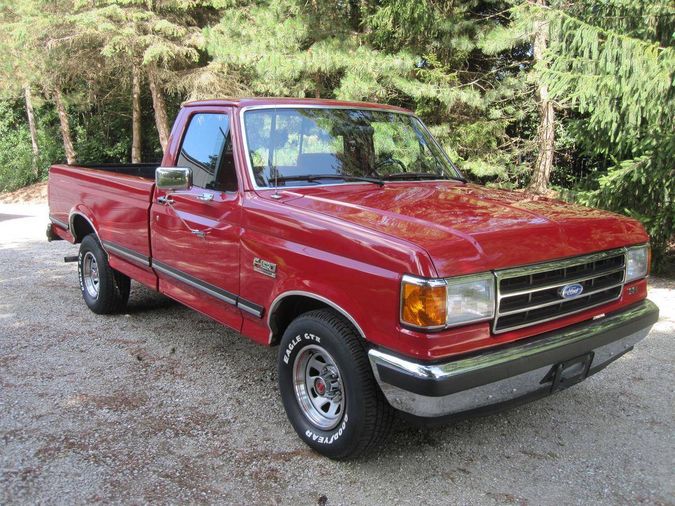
left=292, top=344, right=345, bottom=430
left=82, top=252, right=100, bottom=299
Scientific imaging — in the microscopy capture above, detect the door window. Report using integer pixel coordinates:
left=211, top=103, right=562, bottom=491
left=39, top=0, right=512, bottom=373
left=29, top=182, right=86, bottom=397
left=177, top=113, right=238, bottom=191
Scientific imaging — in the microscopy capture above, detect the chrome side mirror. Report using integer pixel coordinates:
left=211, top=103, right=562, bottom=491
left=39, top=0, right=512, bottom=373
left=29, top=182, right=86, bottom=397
left=155, top=167, right=193, bottom=191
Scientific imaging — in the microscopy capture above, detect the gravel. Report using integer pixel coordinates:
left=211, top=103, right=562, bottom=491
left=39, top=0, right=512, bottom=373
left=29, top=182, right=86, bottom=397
left=1, top=202, right=674, bottom=505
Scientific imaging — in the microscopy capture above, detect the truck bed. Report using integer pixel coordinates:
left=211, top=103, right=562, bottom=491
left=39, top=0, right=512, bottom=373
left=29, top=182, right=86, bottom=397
left=48, top=163, right=158, bottom=287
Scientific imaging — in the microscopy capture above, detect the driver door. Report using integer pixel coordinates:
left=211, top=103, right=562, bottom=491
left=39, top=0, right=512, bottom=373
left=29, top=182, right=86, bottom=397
left=151, top=109, right=243, bottom=331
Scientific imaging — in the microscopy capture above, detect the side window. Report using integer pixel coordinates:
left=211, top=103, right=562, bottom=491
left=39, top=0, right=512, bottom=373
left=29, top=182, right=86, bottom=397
left=177, top=113, right=238, bottom=191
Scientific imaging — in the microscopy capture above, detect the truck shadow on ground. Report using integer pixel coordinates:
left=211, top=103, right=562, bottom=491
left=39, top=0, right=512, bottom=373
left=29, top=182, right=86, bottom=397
left=125, top=283, right=179, bottom=314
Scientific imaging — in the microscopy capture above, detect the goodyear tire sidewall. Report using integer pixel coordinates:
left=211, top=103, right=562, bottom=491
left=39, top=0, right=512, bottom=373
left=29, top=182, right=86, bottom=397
left=277, top=318, right=366, bottom=458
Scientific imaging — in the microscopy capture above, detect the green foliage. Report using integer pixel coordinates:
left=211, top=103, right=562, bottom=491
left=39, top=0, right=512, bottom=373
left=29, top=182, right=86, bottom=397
left=575, top=157, right=673, bottom=269
left=0, top=100, right=62, bottom=192
left=535, top=0, right=675, bottom=271
left=0, top=0, right=672, bottom=269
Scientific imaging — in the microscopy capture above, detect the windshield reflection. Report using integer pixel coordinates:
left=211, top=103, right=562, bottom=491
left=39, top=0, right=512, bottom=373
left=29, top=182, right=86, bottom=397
left=243, top=108, right=461, bottom=187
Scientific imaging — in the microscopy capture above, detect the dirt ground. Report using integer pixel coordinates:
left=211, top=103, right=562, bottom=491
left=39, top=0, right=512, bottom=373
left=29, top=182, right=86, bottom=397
left=1, top=202, right=673, bottom=505
left=0, top=182, right=47, bottom=205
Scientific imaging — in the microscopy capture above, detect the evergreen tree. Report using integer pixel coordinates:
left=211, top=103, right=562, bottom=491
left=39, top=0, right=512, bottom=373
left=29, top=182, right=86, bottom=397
left=0, top=0, right=670, bottom=269
left=69, top=0, right=214, bottom=152
left=539, top=0, right=674, bottom=267
left=204, top=0, right=531, bottom=182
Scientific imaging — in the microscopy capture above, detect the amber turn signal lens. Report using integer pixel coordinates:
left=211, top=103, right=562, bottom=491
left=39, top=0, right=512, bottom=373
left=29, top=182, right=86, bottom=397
left=401, top=280, right=447, bottom=328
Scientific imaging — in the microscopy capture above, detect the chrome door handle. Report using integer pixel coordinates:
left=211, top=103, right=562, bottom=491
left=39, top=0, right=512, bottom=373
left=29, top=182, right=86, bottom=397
left=196, top=193, right=214, bottom=202
left=158, top=196, right=174, bottom=205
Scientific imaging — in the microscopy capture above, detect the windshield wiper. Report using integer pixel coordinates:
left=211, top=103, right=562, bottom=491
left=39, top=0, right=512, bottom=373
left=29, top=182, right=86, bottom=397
left=382, top=172, right=466, bottom=183
left=275, top=174, right=385, bottom=187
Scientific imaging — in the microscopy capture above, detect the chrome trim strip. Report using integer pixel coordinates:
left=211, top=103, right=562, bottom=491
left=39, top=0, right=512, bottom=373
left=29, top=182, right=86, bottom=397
left=237, top=298, right=264, bottom=318
left=68, top=212, right=106, bottom=253
left=493, top=248, right=627, bottom=334
left=49, top=216, right=69, bottom=230
left=267, top=290, right=366, bottom=343
left=368, top=300, right=657, bottom=417
left=152, top=260, right=264, bottom=318
left=102, top=241, right=150, bottom=268
left=498, top=281, right=624, bottom=317
left=153, top=260, right=237, bottom=305
left=495, top=248, right=627, bottom=279
left=494, top=297, right=626, bottom=334
left=402, top=274, right=448, bottom=288
left=238, top=104, right=462, bottom=191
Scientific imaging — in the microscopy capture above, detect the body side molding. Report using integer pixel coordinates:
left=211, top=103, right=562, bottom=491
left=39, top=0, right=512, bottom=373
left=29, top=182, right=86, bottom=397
left=49, top=215, right=70, bottom=230
left=153, top=259, right=263, bottom=317
left=102, top=240, right=151, bottom=267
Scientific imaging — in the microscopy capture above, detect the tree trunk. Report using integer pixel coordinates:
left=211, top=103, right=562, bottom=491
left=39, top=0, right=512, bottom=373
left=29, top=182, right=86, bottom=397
left=54, top=88, right=77, bottom=165
left=315, top=74, right=321, bottom=98
left=131, top=65, right=142, bottom=163
left=528, top=0, right=555, bottom=194
left=147, top=65, right=170, bottom=153
left=23, top=85, right=40, bottom=176
left=348, top=0, right=361, bottom=30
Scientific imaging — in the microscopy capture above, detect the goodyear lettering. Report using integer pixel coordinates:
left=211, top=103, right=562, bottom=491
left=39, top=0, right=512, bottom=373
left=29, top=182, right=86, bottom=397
left=304, top=415, right=348, bottom=445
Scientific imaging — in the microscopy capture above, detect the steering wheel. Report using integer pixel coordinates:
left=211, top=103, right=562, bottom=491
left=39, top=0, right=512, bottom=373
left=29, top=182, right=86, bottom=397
left=375, top=157, right=406, bottom=173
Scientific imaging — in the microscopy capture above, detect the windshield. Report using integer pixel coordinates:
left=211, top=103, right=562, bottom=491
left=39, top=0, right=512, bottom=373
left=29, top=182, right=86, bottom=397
left=242, top=107, right=462, bottom=187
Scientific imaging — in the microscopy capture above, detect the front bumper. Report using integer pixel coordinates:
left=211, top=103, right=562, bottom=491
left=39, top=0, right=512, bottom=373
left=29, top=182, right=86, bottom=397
left=368, top=300, right=659, bottom=418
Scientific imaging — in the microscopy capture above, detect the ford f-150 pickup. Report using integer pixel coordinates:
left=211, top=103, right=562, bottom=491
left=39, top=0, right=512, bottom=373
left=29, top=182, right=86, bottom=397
left=47, top=98, right=659, bottom=459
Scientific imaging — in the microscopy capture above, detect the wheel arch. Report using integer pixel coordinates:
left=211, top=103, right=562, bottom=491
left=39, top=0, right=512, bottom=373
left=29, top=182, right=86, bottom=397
left=268, top=291, right=366, bottom=345
left=69, top=211, right=103, bottom=246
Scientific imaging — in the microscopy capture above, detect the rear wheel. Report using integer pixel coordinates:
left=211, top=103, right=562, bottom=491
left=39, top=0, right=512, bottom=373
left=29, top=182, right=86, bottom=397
left=78, top=234, right=130, bottom=314
left=277, top=309, right=393, bottom=460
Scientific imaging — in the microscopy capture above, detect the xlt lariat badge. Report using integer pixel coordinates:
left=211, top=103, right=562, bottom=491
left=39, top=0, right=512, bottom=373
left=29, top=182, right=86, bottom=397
left=253, top=258, right=277, bottom=278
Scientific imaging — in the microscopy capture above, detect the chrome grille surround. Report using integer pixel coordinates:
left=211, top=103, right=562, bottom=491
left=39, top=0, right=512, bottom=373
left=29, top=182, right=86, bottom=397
left=493, top=248, right=627, bottom=333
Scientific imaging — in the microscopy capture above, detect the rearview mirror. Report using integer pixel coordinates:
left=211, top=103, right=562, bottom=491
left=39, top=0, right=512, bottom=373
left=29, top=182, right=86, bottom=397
left=156, top=167, right=192, bottom=191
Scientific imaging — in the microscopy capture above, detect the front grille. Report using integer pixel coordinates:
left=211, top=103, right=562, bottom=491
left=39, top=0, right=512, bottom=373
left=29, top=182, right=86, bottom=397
left=494, top=249, right=626, bottom=333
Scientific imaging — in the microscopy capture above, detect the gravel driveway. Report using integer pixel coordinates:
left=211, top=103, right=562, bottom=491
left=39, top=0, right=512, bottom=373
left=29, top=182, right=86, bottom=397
left=1, top=203, right=674, bottom=505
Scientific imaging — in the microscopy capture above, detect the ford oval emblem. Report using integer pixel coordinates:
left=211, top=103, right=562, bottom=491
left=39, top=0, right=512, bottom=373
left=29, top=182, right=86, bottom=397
left=559, top=283, right=584, bottom=299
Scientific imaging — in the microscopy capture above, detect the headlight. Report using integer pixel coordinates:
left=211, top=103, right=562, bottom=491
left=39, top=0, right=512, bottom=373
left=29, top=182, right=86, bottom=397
left=625, top=245, right=650, bottom=282
left=445, top=274, right=495, bottom=327
left=401, top=273, right=495, bottom=329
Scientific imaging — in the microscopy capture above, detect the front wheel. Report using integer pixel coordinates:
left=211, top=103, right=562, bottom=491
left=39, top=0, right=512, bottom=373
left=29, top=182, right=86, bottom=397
left=277, top=309, right=393, bottom=459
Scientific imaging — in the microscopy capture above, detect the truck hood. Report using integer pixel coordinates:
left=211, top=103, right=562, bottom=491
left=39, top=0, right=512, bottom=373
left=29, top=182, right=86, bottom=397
left=281, top=182, right=647, bottom=277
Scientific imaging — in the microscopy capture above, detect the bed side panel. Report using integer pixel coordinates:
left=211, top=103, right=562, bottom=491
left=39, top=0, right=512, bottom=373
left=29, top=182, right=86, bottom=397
left=48, top=164, right=156, bottom=286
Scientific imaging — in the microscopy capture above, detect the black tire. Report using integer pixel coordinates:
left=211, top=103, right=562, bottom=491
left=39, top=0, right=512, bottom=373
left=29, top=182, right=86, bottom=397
left=277, top=309, right=393, bottom=460
left=78, top=234, right=130, bottom=314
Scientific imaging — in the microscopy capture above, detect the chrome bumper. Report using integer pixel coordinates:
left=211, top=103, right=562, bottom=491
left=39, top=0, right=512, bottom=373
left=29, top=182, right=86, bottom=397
left=368, top=300, right=659, bottom=418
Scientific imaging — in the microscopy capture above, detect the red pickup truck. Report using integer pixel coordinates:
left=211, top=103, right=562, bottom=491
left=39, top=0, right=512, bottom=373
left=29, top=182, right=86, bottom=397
left=47, top=98, right=659, bottom=459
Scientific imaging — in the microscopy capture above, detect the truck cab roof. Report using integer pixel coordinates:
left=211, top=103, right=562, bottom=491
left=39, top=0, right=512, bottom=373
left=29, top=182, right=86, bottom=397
left=182, top=97, right=412, bottom=114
